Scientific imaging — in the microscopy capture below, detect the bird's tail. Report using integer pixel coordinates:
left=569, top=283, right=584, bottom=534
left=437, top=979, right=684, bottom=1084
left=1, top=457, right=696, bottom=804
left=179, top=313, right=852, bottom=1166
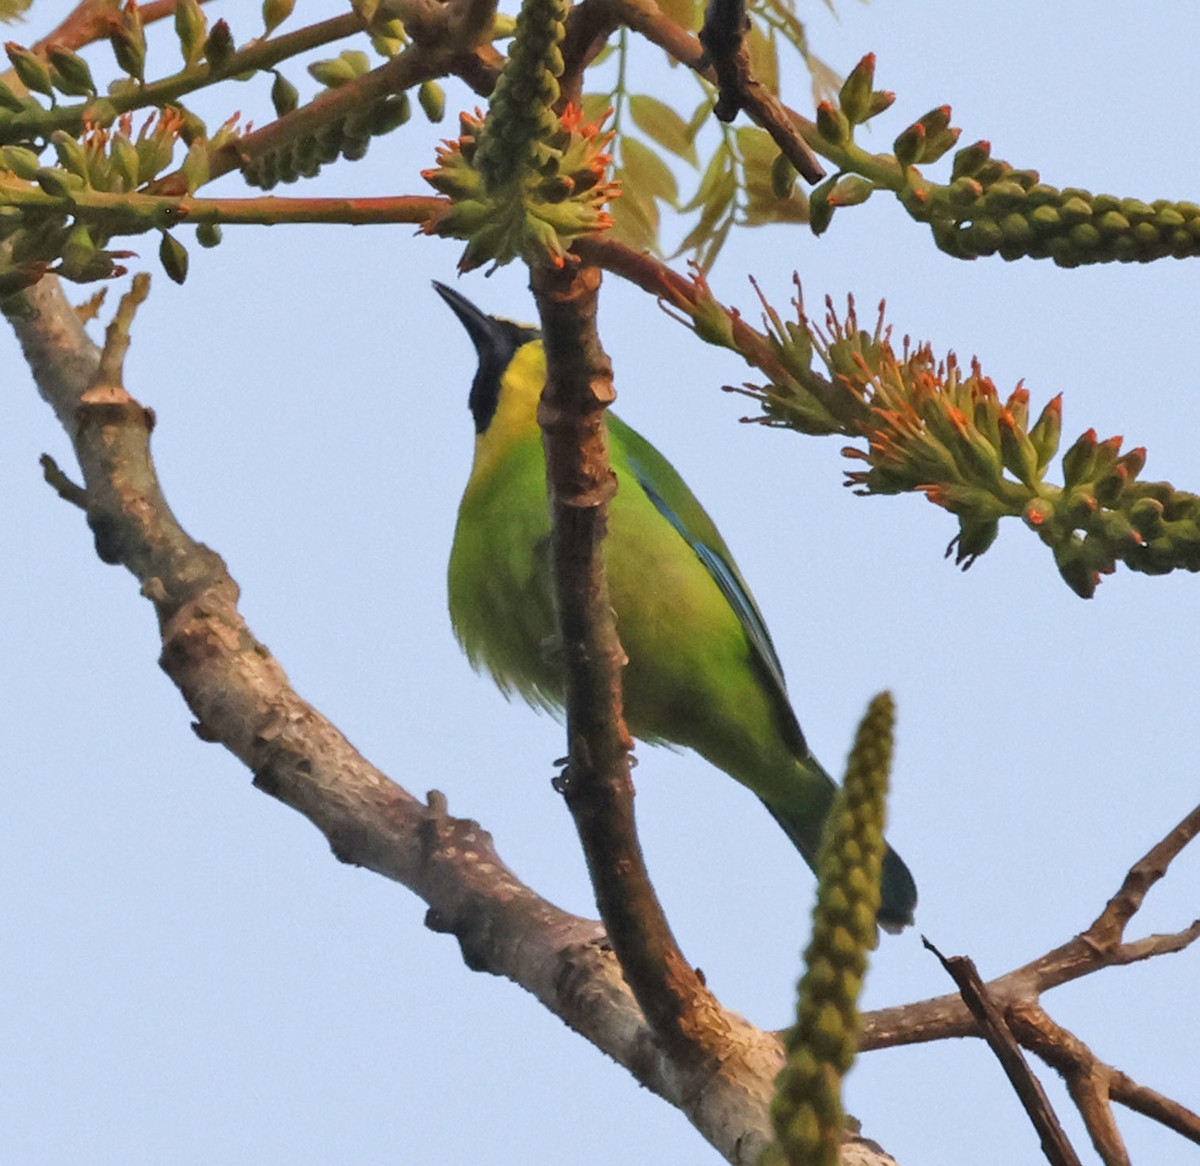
left=759, top=758, right=917, bottom=933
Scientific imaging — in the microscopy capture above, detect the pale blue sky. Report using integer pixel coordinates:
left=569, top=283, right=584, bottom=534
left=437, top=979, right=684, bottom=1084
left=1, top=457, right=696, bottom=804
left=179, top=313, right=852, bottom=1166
left=4, top=2, right=1199, bottom=1163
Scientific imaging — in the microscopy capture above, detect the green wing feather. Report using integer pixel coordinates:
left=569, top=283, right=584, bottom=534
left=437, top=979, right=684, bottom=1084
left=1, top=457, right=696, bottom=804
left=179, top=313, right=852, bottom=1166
left=608, top=414, right=809, bottom=759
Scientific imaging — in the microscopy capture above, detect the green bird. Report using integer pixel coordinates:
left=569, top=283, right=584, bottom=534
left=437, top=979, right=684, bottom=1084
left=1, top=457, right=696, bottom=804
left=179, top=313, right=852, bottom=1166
left=436, top=282, right=917, bottom=931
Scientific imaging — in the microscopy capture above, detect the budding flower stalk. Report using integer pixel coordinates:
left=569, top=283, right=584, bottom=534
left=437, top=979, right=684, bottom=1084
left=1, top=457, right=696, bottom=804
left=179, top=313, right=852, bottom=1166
left=736, top=290, right=1200, bottom=595
left=770, top=692, right=895, bottom=1166
left=420, top=0, right=618, bottom=272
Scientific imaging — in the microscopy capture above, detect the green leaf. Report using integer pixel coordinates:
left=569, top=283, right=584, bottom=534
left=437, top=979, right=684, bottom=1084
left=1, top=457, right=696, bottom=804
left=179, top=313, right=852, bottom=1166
left=676, top=161, right=735, bottom=256
left=629, top=94, right=698, bottom=166
left=685, top=99, right=711, bottom=143
left=696, top=215, right=734, bottom=270
left=581, top=91, right=611, bottom=124
left=610, top=172, right=660, bottom=254
left=0, top=0, right=32, bottom=23
left=620, top=135, right=678, bottom=205
left=739, top=129, right=809, bottom=225
left=680, top=141, right=733, bottom=213
left=735, top=126, right=776, bottom=170
left=655, top=0, right=701, bottom=32
left=745, top=22, right=779, bottom=97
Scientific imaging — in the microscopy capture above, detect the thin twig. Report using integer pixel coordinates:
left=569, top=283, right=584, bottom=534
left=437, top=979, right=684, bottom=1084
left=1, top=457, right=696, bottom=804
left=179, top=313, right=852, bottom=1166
left=1109, top=1067, right=1200, bottom=1145
left=609, top=0, right=825, bottom=181
left=698, top=0, right=823, bottom=181
left=861, top=802, right=1200, bottom=1049
left=36, top=0, right=204, bottom=53
left=39, top=452, right=87, bottom=508
left=925, top=940, right=1083, bottom=1166
left=1084, top=801, right=1200, bottom=948
left=95, top=272, right=150, bottom=387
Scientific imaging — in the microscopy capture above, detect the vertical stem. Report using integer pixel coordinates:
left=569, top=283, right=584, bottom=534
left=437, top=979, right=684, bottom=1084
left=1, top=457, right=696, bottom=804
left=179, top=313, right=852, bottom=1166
left=531, top=260, right=730, bottom=1058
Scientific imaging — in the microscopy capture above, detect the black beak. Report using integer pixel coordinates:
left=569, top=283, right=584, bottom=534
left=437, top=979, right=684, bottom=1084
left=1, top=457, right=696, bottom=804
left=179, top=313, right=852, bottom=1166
left=433, top=281, right=539, bottom=434
left=432, top=281, right=509, bottom=362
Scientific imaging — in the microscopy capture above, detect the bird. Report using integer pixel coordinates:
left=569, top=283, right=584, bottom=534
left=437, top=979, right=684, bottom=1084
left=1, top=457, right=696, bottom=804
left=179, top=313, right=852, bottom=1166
left=435, top=281, right=917, bottom=931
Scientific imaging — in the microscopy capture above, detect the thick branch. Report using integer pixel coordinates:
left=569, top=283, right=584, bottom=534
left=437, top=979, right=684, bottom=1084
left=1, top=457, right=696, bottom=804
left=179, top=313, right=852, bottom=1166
left=9, top=272, right=804, bottom=1166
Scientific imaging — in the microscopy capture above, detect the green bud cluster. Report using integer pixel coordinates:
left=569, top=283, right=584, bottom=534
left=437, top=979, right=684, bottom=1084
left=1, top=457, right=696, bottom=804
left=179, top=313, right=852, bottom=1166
left=242, top=91, right=413, bottom=189
left=1021, top=432, right=1200, bottom=596
left=738, top=289, right=878, bottom=436
left=473, top=0, right=567, bottom=190
left=799, top=57, right=1199, bottom=269
left=738, top=294, right=1199, bottom=595
left=245, top=48, right=441, bottom=189
left=367, top=18, right=409, bottom=60
left=770, top=693, right=894, bottom=1166
left=923, top=141, right=1200, bottom=266
left=804, top=54, right=896, bottom=237
left=307, top=49, right=372, bottom=90
left=422, top=103, right=618, bottom=273
left=0, top=109, right=209, bottom=290
left=0, top=41, right=103, bottom=131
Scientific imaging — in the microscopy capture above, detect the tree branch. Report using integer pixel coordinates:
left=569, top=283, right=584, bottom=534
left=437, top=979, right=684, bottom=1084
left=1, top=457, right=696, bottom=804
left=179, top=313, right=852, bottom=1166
left=36, top=0, right=204, bottom=53
left=862, top=804, right=1200, bottom=1049
left=603, top=0, right=824, bottom=180
left=925, top=942, right=1082, bottom=1166
left=8, top=270, right=810, bottom=1166
left=698, top=0, right=823, bottom=181
left=856, top=804, right=1200, bottom=1158
left=530, top=261, right=735, bottom=1066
